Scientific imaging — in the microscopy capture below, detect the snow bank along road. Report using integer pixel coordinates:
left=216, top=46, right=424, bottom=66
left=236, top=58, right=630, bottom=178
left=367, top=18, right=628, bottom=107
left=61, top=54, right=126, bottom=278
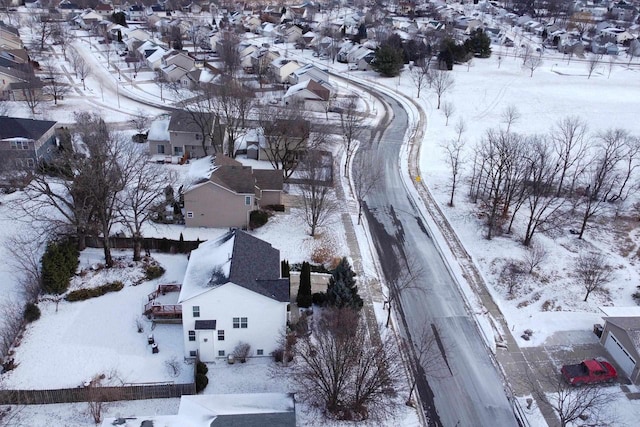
left=356, top=91, right=518, bottom=426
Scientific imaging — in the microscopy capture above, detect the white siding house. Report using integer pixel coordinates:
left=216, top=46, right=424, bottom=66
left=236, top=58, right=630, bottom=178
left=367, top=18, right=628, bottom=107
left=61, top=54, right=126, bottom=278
left=179, top=230, right=289, bottom=362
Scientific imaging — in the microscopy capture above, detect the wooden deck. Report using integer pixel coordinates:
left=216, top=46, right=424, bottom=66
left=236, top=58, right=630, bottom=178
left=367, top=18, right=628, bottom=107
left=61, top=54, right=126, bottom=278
left=144, top=283, right=182, bottom=319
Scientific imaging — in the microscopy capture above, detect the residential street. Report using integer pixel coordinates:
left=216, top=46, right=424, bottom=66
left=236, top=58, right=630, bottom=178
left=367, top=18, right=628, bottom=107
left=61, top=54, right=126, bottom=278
left=355, top=92, right=519, bottom=426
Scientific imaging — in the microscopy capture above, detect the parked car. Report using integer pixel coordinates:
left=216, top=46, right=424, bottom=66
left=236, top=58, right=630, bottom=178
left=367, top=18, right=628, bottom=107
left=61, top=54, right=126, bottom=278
left=348, top=64, right=358, bottom=71
left=561, top=359, right=617, bottom=386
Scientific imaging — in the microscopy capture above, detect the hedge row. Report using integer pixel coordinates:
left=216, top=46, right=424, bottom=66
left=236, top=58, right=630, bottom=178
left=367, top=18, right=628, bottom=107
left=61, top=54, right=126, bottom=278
left=65, top=281, right=124, bottom=302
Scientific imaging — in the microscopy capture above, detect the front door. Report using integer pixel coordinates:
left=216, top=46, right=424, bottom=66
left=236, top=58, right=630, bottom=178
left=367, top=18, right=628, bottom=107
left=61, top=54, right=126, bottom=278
left=198, top=331, right=215, bottom=362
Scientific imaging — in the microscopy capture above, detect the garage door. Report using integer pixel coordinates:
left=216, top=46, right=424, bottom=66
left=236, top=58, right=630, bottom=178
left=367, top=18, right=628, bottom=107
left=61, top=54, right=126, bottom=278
left=604, top=332, right=636, bottom=378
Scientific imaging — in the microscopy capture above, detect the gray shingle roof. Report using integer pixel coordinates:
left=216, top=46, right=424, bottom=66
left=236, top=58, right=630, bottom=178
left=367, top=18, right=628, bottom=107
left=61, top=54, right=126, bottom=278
left=0, top=116, right=56, bottom=141
left=229, top=230, right=289, bottom=303
left=211, top=411, right=296, bottom=426
left=169, top=110, right=213, bottom=133
left=210, top=165, right=256, bottom=194
left=253, top=169, right=283, bottom=191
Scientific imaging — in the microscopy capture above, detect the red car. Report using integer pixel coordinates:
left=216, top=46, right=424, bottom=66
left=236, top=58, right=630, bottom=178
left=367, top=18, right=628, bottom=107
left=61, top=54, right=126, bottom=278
left=561, top=359, right=617, bottom=386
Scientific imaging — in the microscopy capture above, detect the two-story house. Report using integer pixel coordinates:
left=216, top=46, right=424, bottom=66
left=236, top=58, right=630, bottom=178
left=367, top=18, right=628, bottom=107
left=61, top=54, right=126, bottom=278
left=179, top=229, right=290, bottom=362
left=147, top=112, right=226, bottom=159
left=0, top=116, right=58, bottom=170
left=269, top=58, right=300, bottom=83
left=0, top=22, right=23, bottom=50
left=182, top=155, right=283, bottom=228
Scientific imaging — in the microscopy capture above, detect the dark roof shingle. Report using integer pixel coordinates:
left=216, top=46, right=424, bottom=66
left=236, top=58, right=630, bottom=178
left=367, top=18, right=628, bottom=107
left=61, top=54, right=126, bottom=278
left=0, top=116, right=56, bottom=141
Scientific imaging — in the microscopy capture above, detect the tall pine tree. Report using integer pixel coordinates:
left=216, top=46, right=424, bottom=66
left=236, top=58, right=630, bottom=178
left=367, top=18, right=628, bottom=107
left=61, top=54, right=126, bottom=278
left=326, top=257, right=362, bottom=310
left=297, top=261, right=312, bottom=308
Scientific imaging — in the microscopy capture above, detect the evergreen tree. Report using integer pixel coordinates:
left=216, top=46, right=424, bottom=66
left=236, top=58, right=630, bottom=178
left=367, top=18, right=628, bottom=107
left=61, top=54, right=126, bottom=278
left=297, top=261, right=312, bottom=308
left=41, top=239, right=79, bottom=294
left=281, top=260, right=290, bottom=278
left=178, top=232, right=185, bottom=253
left=326, top=258, right=363, bottom=310
left=372, top=44, right=404, bottom=77
left=463, top=29, right=492, bottom=58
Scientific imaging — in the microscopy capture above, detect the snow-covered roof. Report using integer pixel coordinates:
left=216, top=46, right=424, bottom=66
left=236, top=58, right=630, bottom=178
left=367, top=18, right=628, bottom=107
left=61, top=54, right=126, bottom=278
left=178, top=230, right=289, bottom=303
left=101, top=393, right=296, bottom=426
left=147, top=116, right=170, bottom=141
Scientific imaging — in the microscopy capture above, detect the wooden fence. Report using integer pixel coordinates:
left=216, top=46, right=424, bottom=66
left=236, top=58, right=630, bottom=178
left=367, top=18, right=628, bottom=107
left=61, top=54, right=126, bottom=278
left=85, top=236, right=201, bottom=253
left=0, top=382, right=196, bottom=405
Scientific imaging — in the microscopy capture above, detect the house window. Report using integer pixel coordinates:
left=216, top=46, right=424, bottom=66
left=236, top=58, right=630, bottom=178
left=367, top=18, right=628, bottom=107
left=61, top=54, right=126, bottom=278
left=26, top=159, right=34, bottom=167
left=218, top=350, right=225, bottom=357
left=188, top=330, right=196, bottom=341
left=218, top=330, right=225, bottom=341
left=189, top=350, right=197, bottom=357
left=233, top=317, right=248, bottom=328
left=187, top=212, right=194, bottom=218
left=193, top=306, right=200, bottom=317
left=157, top=145, right=165, bottom=154
left=10, top=141, right=28, bottom=150
left=245, top=196, right=251, bottom=205
left=174, top=146, right=183, bottom=156
left=257, top=349, right=263, bottom=356
left=195, top=134, right=201, bottom=140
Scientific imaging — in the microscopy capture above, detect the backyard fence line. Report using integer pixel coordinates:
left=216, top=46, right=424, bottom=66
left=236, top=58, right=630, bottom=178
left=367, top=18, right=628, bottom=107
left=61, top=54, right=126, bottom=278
left=0, top=382, right=196, bottom=405
left=85, top=236, right=202, bottom=253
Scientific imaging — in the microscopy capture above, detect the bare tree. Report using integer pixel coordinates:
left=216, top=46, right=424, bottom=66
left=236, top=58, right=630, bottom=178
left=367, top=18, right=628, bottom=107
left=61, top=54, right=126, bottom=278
left=430, top=69, right=454, bottom=109
left=531, top=370, right=613, bottom=426
left=441, top=101, right=454, bottom=126
left=551, top=116, right=589, bottom=197
left=174, top=86, right=224, bottom=156
left=576, top=251, right=610, bottom=302
left=523, top=241, right=547, bottom=274
left=289, top=307, right=402, bottom=421
left=42, top=60, right=70, bottom=105
left=77, top=57, right=91, bottom=91
left=257, top=106, right=315, bottom=181
left=577, top=129, right=630, bottom=238
left=6, top=233, right=46, bottom=301
left=410, top=61, right=430, bottom=98
left=20, top=67, right=44, bottom=116
left=524, top=53, right=543, bottom=77
left=130, top=109, right=150, bottom=136
left=30, top=13, right=54, bottom=52
left=210, top=81, right=255, bottom=157
left=69, top=49, right=81, bottom=78
left=338, top=97, right=365, bottom=175
left=352, top=155, right=382, bottom=224
left=500, top=259, right=525, bottom=295
left=0, top=299, right=24, bottom=361
left=522, top=138, right=566, bottom=246
left=218, top=31, right=241, bottom=77
left=586, top=53, right=601, bottom=79
left=501, top=105, right=521, bottom=133
left=52, top=22, right=71, bottom=61
left=299, top=151, right=337, bottom=236
left=442, top=138, right=465, bottom=207
left=116, top=147, right=170, bottom=261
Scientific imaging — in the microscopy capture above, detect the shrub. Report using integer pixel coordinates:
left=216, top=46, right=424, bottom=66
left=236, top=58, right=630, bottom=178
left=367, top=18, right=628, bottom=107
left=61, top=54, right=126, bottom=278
left=195, top=373, right=209, bottom=393
left=41, top=239, right=79, bottom=294
left=196, top=361, right=208, bottom=375
left=2, top=358, right=17, bottom=372
left=249, top=210, right=270, bottom=229
left=272, top=347, right=294, bottom=364
left=65, top=281, right=124, bottom=302
left=633, top=286, right=640, bottom=304
left=24, top=302, right=41, bottom=323
left=265, top=204, right=285, bottom=212
left=312, top=292, right=327, bottom=306
left=144, top=264, right=166, bottom=280
left=233, top=342, right=251, bottom=363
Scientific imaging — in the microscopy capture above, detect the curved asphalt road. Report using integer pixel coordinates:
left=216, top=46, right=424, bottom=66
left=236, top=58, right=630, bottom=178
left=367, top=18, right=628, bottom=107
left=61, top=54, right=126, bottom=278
left=356, top=93, right=518, bottom=427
